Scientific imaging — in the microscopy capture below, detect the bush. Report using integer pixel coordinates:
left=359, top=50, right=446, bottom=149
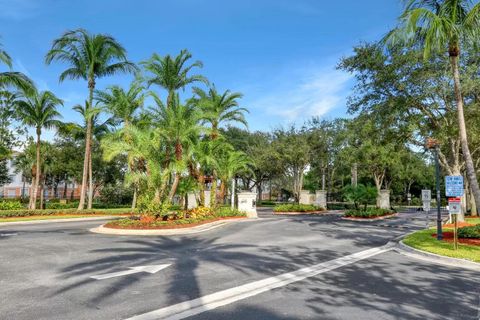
left=0, top=200, right=24, bottom=210
left=99, top=184, right=133, bottom=205
left=0, top=208, right=131, bottom=218
left=273, top=204, right=324, bottom=212
left=344, top=208, right=395, bottom=218
left=215, top=206, right=246, bottom=217
left=343, top=184, right=377, bottom=210
left=458, top=225, right=480, bottom=239
left=327, top=203, right=356, bottom=210
left=258, top=200, right=276, bottom=207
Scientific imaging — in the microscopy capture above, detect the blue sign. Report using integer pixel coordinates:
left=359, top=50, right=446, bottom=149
left=445, top=176, right=464, bottom=197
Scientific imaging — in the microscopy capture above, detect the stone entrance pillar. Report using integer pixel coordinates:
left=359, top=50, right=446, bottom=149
left=378, top=190, right=390, bottom=209
left=237, top=192, right=257, bottom=218
left=299, top=190, right=314, bottom=205
left=315, top=190, right=327, bottom=209
left=204, top=190, right=211, bottom=208
left=187, top=192, right=198, bottom=209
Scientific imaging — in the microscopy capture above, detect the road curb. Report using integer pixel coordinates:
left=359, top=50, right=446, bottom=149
left=0, top=216, right=121, bottom=226
left=394, top=240, right=480, bottom=271
left=90, top=218, right=249, bottom=236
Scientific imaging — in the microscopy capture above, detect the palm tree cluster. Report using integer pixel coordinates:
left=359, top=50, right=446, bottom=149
left=2, top=28, right=250, bottom=212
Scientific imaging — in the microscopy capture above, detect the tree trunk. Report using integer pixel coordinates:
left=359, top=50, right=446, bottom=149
left=199, top=174, right=205, bottom=206
left=78, top=83, right=94, bottom=210
left=168, top=173, right=180, bottom=203
left=210, top=172, right=217, bottom=208
left=87, top=147, right=93, bottom=209
left=450, top=54, right=480, bottom=213
left=39, top=181, right=44, bottom=210
left=29, top=130, right=41, bottom=210
left=131, top=186, right=137, bottom=211
left=63, top=177, right=68, bottom=199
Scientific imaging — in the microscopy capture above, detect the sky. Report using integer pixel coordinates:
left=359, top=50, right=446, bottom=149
left=0, top=0, right=403, bottom=136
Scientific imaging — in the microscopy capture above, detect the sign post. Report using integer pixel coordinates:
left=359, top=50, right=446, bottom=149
left=422, top=190, right=432, bottom=229
left=448, top=197, right=461, bottom=250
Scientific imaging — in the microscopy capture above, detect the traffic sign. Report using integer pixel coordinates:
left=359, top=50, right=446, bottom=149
left=445, top=176, right=464, bottom=197
left=421, top=190, right=431, bottom=201
left=422, top=202, right=430, bottom=212
left=448, top=198, right=462, bottom=215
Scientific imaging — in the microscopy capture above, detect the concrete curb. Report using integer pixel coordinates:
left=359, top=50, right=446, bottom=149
left=394, top=240, right=480, bottom=271
left=0, top=216, right=121, bottom=226
left=341, top=213, right=398, bottom=222
left=90, top=218, right=249, bottom=236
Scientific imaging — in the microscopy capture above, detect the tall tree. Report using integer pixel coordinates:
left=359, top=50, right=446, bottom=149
left=142, top=49, right=207, bottom=108
left=386, top=0, right=480, bottom=212
left=16, top=90, right=62, bottom=209
left=95, top=82, right=145, bottom=208
left=0, top=41, right=33, bottom=92
left=45, top=28, right=137, bottom=210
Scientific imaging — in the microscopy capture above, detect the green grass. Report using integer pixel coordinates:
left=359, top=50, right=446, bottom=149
left=466, top=218, right=480, bottom=224
left=403, top=229, right=480, bottom=263
left=0, top=214, right=124, bottom=223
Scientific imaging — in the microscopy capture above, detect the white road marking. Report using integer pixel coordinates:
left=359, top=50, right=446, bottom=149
left=90, top=264, right=171, bottom=280
left=125, top=244, right=394, bottom=320
left=0, top=233, right=18, bottom=237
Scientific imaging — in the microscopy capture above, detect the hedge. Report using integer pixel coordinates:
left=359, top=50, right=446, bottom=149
left=344, top=208, right=395, bottom=218
left=273, top=204, right=324, bottom=212
left=0, top=208, right=132, bottom=218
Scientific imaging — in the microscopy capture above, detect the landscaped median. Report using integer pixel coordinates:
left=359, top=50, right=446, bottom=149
left=402, top=218, right=480, bottom=263
left=0, top=208, right=132, bottom=223
left=93, top=206, right=248, bottom=236
left=342, top=208, right=396, bottom=221
left=273, top=204, right=326, bottom=215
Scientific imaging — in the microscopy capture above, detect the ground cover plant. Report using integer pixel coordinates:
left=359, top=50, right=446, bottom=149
left=0, top=208, right=131, bottom=218
left=273, top=204, right=324, bottom=213
left=104, top=206, right=246, bottom=229
left=344, top=208, right=395, bottom=219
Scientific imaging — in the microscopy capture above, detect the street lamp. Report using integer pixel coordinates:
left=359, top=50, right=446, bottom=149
left=426, top=138, right=443, bottom=240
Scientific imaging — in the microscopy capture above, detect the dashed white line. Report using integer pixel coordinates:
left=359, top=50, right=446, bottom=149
left=125, top=244, right=394, bottom=320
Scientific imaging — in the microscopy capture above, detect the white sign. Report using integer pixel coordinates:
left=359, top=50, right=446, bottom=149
left=448, top=200, right=462, bottom=215
left=421, top=190, right=431, bottom=201
left=445, top=176, right=464, bottom=197
left=422, top=202, right=430, bottom=212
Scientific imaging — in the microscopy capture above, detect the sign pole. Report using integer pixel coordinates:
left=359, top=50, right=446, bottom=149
left=434, top=146, right=443, bottom=240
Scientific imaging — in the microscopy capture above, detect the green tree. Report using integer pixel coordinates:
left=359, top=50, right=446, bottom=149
left=0, top=41, right=33, bottom=92
left=216, top=148, right=252, bottom=202
left=141, top=49, right=207, bottom=108
left=16, top=90, right=62, bottom=209
left=45, top=28, right=137, bottom=210
left=386, top=0, right=480, bottom=213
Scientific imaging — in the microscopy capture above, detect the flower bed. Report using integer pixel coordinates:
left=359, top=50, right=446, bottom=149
left=104, top=206, right=247, bottom=230
left=273, top=204, right=325, bottom=213
left=344, top=208, right=395, bottom=219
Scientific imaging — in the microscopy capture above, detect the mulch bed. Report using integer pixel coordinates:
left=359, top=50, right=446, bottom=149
left=104, top=216, right=245, bottom=230
left=432, top=232, right=480, bottom=246
left=443, top=222, right=475, bottom=228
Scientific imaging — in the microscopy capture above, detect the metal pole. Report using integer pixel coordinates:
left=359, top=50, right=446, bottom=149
left=231, top=178, right=235, bottom=209
left=435, top=146, right=443, bottom=240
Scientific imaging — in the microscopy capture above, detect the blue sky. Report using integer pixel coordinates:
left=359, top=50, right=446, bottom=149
left=1, top=0, right=402, bottom=135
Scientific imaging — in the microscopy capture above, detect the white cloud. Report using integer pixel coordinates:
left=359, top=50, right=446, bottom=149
left=0, top=0, right=40, bottom=19
left=252, top=67, right=351, bottom=122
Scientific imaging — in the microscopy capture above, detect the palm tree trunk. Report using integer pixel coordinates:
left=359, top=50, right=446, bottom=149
left=30, top=130, right=41, bottom=210
left=210, top=171, right=217, bottom=208
left=450, top=55, right=480, bottom=214
left=40, top=180, right=44, bottom=210
left=87, top=146, right=93, bottom=209
left=198, top=174, right=205, bottom=206
left=78, top=84, right=94, bottom=210
left=131, top=186, right=137, bottom=211
left=168, top=173, right=180, bottom=203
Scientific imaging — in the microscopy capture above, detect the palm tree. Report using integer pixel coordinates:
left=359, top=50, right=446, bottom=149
left=95, top=82, right=145, bottom=208
left=192, top=86, right=248, bottom=139
left=45, top=28, right=138, bottom=210
left=386, top=0, right=480, bottom=211
left=216, top=148, right=252, bottom=202
left=0, top=41, right=33, bottom=92
left=154, top=94, right=203, bottom=202
left=16, top=90, right=62, bottom=209
left=192, top=86, right=248, bottom=206
left=60, top=101, right=115, bottom=209
left=141, top=49, right=208, bottom=108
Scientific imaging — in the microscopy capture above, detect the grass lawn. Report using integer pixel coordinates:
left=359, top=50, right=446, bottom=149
left=403, top=229, right=480, bottom=263
left=466, top=217, right=480, bottom=224
left=0, top=214, right=124, bottom=223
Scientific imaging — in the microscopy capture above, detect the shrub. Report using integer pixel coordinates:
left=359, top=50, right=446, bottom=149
left=99, top=183, right=133, bottom=205
left=0, top=200, right=24, bottom=210
left=458, top=225, right=480, bottom=239
left=0, top=208, right=131, bottom=218
left=343, top=184, right=377, bottom=210
left=215, top=207, right=246, bottom=217
left=273, top=204, right=324, bottom=212
left=258, top=200, right=276, bottom=207
left=344, top=208, right=394, bottom=218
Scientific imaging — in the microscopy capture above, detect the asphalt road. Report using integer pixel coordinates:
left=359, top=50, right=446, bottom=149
left=0, top=208, right=478, bottom=320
